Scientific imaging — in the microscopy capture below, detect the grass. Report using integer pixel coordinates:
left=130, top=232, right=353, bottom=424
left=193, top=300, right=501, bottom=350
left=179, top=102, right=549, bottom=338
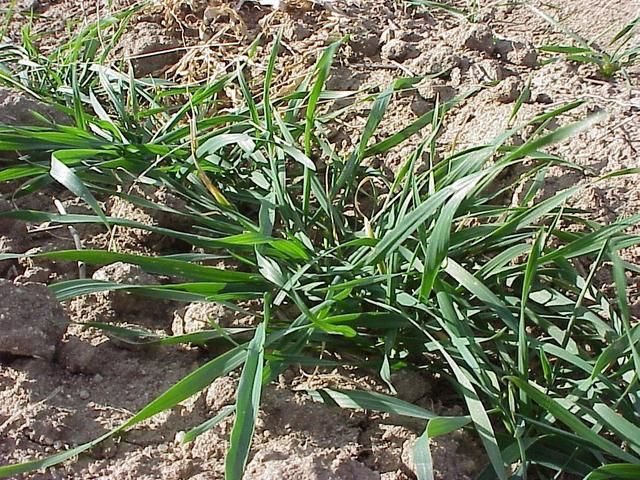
left=531, top=5, right=640, bottom=79
left=1, top=6, right=640, bottom=480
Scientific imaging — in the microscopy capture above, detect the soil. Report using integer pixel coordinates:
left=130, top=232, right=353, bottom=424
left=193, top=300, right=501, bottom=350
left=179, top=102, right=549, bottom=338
left=0, top=0, right=639, bottom=479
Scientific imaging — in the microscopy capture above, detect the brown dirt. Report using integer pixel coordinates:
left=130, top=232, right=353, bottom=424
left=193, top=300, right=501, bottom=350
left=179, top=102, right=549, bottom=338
left=0, top=0, right=639, bottom=478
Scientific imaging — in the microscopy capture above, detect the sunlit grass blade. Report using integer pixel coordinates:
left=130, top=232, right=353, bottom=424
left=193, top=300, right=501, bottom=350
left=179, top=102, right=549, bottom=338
left=307, top=388, right=436, bottom=420
left=50, top=154, right=109, bottom=227
left=183, top=405, right=236, bottom=444
left=414, top=416, right=472, bottom=480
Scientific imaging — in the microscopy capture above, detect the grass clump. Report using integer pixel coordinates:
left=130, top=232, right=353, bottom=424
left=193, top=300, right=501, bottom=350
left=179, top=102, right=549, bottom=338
left=1, top=8, right=640, bottom=480
left=531, top=5, right=640, bottom=79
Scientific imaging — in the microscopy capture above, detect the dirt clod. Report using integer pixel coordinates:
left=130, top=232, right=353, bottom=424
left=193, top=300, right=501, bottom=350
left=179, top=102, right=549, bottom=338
left=410, top=45, right=462, bottom=74
left=172, top=301, right=252, bottom=337
left=0, top=199, right=16, bottom=235
left=349, top=33, right=381, bottom=58
left=448, top=24, right=495, bottom=54
left=91, top=262, right=159, bottom=314
left=495, top=39, right=538, bottom=67
left=0, top=87, right=69, bottom=126
left=0, top=199, right=25, bottom=276
left=469, top=59, right=510, bottom=83
left=0, top=279, right=68, bottom=360
left=173, top=302, right=224, bottom=335
left=391, top=370, right=431, bottom=403
left=417, top=78, right=457, bottom=101
left=205, top=376, right=238, bottom=411
left=245, top=439, right=380, bottom=480
left=490, top=76, right=524, bottom=104
left=56, top=337, right=110, bottom=374
left=381, top=39, right=415, bottom=62
left=122, top=22, right=180, bottom=76
left=14, top=266, right=53, bottom=284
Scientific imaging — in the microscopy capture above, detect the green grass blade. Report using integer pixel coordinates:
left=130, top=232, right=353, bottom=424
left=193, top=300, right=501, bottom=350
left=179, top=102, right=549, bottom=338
left=610, top=247, right=640, bottom=377
left=225, top=297, right=269, bottom=480
left=519, top=232, right=543, bottom=383
left=50, top=154, right=109, bottom=227
left=420, top=181, right=472, bottom=300
left=444, top=258, right=517, bottom=330
left=414, top=416, right=472, bottom=480
left=585, top=464, right=640, bottom=480
left=591, top=403, right=640, bottom=455
left=302, top=38, right=342, bottom=215
left=507, top=377, right=639, bottom=463
left=609, top=16, right=640, bottom=46
left=367, top=172, right=482, bottom=265
left=427, top=332, right=507, bottom=480
left=183, top=405, right=235, bottom=444
left=11, top=249, right=264, bottom=283
left=414, top=425, right=435, bottom=480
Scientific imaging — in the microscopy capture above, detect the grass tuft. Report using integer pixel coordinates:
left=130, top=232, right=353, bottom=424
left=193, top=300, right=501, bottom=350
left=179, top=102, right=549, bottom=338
left=0, top=10, right=639, bottom=480
left=531, top=5, right=640, bottom=79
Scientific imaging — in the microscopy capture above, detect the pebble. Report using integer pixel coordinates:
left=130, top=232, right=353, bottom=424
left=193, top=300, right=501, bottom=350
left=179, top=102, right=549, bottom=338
left=174, top=431, right=186, bottom=444
left=381, top=39, right=412, bottom=62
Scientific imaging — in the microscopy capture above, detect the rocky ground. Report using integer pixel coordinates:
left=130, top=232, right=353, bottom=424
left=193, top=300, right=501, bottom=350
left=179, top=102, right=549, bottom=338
left=0, top=0, right=639, bottom=478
